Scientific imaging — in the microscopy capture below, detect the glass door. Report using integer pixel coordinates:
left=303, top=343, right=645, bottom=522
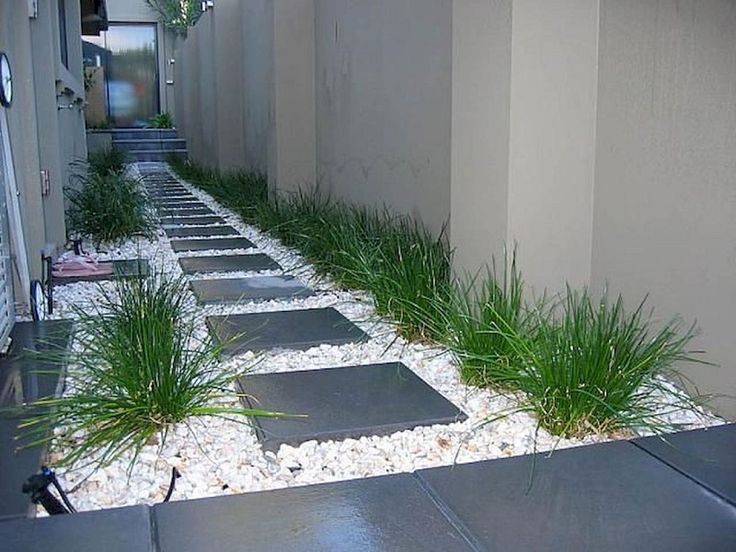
left=83, top=24, right=160, bottom=128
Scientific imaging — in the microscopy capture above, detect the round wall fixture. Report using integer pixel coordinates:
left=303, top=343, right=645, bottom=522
left=0, top=52, right=12, bottom=108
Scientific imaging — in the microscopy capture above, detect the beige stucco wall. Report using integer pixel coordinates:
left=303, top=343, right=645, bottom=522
left=0, top=0, right=87, bottom=297
left=506, top=0, right=599, bottom=294
left=591, top=0, right=736, bottom=418
left=315, top=0, right=452, bottom=235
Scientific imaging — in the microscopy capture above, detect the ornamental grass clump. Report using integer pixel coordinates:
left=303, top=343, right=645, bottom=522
left=497, top=287, right=704, bottom=437
left=436, top=250, right=527, bottom=388
left=86, top=147, right=128, bottom=176
left=19, top=273, right=280, bottom=469
left=66, top=170, right=153, bottom=244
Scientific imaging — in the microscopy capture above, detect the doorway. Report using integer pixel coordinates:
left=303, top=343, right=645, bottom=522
left=83, top=23, right=160, bottom=128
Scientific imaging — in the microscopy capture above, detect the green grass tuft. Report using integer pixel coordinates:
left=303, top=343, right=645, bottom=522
left=86, top=147, right=128, bottom=176
left=65, top=170, right=153, bottom=245
left=18, top=272, right=282, bottom=470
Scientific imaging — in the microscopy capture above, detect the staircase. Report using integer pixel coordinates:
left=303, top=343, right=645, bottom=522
left=111, top=128, right=188, bottom=162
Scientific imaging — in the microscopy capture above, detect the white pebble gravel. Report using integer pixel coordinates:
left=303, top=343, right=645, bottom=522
left=40, top=162, right=723, bottom=513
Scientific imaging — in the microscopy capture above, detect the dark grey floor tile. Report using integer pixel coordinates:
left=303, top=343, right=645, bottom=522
left=190, top=276, right=313, bottom=305
left=239, top=362, right=467, bottom=451
left=156, top=202, right=209, bottom=211
left=0, top=321, right=73, bottom=521
left=160, top=207, right=215, bottom=217
left=152, top=196, right=198, bottom=203
left=161, top=216, right=227, bottom=227
left=170, top=237, right=255, bottom=252
left=53, top=259, right=149, bottom=285
left=165, top=226, right=239, bottom=238
left=153, top=474, right=474, bottom=552
left=632, top=424, right=736, bottom=506
left=178, top=254, right=280, bottom=274
left=417, top=440, right=736, bottom=551
left=206, top=307, right=369, bottom=354
left=0, top=506, right=154, bottom=551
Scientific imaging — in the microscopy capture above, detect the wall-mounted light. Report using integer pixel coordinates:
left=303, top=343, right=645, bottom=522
left=201, top=1, right=214, bottom=12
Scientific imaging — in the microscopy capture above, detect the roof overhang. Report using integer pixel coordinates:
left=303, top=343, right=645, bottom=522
left=80, top=0, right=108, bottom=36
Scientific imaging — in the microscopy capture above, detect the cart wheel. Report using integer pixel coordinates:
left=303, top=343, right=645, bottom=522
left=30, top=279, right=46, bottom=321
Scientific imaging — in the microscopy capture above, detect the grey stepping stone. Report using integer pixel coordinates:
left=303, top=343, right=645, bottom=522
left=152, top=195, right=198, bottom=202
left=0, top=321, right=73, bottom=521
left=160, top=206, right=215, bottom=216
left=190, top=275, right=312, bottom=305
left=170, top=237, right=255, bottom=252
left=632, top=424, right=736, bottom=506
left=153, top=474, right=474, bottom=552
left=0, top=506, right=153, bottom=551
left=239, top=362, right=467, bottom=451
left=162, top=216, right=226, bottom=226
left=417, top=440, right=736, bottom=551
left=156, top=202, right=209, bottom=211
left=206, top=307, right=369, bottom=355
left=179, top=254, right=280, bottom=274
left=53, top=259, right=149, bottom=285
left=165, top=226, right=239, bottom=238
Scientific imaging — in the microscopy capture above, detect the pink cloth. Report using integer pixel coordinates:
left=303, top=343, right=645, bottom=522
left=52, top=256, right=114, bottom=278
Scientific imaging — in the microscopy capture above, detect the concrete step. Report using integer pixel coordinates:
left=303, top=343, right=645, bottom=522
left=111, top=128, right=178, bottom=141
left=129, top=149, right=188, bottom=162
left=114, top=139, right=187, bottom=152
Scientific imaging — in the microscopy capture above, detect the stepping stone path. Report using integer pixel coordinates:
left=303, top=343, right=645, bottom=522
left=190, top=275, right=313, bottom=305
left=238, top=362, right=467, bottom=451
left=178, top=253, right=279, bottom=273
left=164, top=225, right=239, bottom=238
left=206, top=308, right=369, bottom=354
left=6, top=167, right=730, bottom=548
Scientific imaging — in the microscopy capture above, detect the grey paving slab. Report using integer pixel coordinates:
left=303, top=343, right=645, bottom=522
left=632, top=424, right=736, bottom=506
left=0, top=321, right=73, bottom=521
left=156, top=201, right=209, bottom=211
left=159, top=206, right=215, bottom=217
left=190, top=276, right=313, bottom=305
left=153, top=474, right=474, bottom=552
left=53, top=259, right=149, bottom=285
left=417, top=440, right=736, bottom=551
left=239, top=362, right=467, bottom=451
left=170, top=237, right=255, bottom=252
left=206, top=307, right=369, bottom=354
left=0, top=506, right=154, bottom=551
left=148, top=188, right=189, bottom=195
left=162, top=216, right=227, bottom=226
left=152, top=195, right=198, bottom=203
left=179, top=254, right=280, bottom=274
left=164, top=225, right=239, bottom=238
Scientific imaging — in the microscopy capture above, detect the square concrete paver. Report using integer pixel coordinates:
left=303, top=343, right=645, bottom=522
left=0, top=506, right=153, bottom=551
left=206, top=307, right=369, bottom=354
left=153, top=474, right=474, bottom=552
left=162, top=216, right=226, bottom=226
left=170, top=237, right=255, bottom=252
left=179, top=254, right=280, bottom=274
left=165, top=225, right=239, bottom=238
left=160, top=206, right=215, bottom=217
left=156, top=202, right=209, bottom=211
left=417, top=440, right=736, bottom=551
left=53, top=259, right=149, bottom=284
left=239, top=362, right=467, bottom=451
left=190, top=276, right=312, bottom=305
left=632, top=424, right=736, bottom=506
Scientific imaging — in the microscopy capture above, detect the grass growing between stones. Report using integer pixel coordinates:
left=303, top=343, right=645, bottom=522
left=19, top=273, right=282, bottom=470
left=169, top=158, right=709, bottom=437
